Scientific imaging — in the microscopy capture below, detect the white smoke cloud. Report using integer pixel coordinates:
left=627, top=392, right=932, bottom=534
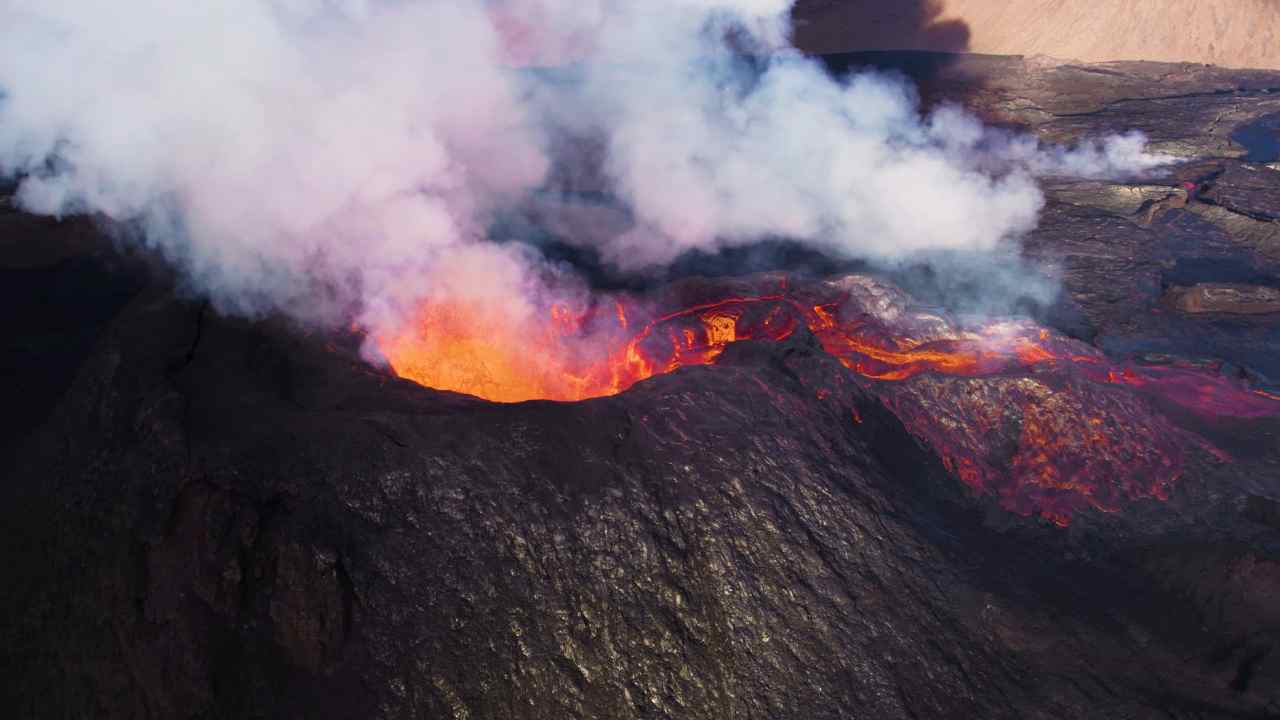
left=0, top=1, right=548, bottom=325
left=559, top=57, right=1049, bottom=268
left=927, top=106, right=1177, bottom=179
left=0, top=0, right=1175, bottom=340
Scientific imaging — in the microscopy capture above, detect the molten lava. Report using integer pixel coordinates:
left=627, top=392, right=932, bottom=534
left=377, top=274, right=1280, bottom=525
left=378, top=292, right=795, bottom=403
left=377, top=298, right=630, bottom=403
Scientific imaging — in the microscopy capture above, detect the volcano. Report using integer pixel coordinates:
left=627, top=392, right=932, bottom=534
left=6, top=55, right=1280, bottom=720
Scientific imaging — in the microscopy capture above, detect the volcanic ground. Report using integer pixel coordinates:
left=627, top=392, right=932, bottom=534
left=6, top=57, right=1280, bottom=719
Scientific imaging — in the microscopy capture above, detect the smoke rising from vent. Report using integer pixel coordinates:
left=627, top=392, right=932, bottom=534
left=0, top=1, right=1174, bottom=342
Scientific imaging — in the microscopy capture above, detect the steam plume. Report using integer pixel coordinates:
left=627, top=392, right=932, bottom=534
left=0, top=0, right=1174, bottom=341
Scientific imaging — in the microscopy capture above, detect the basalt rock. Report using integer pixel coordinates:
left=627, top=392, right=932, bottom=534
left=937, top=59, right=1280, bottom=382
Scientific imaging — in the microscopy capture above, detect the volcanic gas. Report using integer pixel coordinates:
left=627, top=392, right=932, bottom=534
left=378, top=273, right=1280, bottom=525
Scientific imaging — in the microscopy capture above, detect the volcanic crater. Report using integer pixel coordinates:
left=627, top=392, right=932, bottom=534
left=6, top=55, right=1280, bottom=720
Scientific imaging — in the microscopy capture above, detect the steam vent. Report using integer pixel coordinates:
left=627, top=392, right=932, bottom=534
left=6, top=3, right=1280, bottom=719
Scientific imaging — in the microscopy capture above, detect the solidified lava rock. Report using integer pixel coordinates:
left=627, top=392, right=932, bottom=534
left=1168, top=283, right=1280, bottom=315
left=5, top=57, right=1280, bottom=720
left=874, top=373, right=1197, bottom=525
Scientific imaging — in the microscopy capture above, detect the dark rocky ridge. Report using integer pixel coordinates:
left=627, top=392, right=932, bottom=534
left=5, top=58, right=1280, bottom=718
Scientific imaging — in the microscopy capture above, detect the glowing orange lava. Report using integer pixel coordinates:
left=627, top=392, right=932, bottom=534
left=377, top=276, right=1280, bottom=525
left=378, top=293, right=790, bottom=403
left=378, top=280, right=1280, bottom=418
left=378, top=299, right=639, bottom=402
